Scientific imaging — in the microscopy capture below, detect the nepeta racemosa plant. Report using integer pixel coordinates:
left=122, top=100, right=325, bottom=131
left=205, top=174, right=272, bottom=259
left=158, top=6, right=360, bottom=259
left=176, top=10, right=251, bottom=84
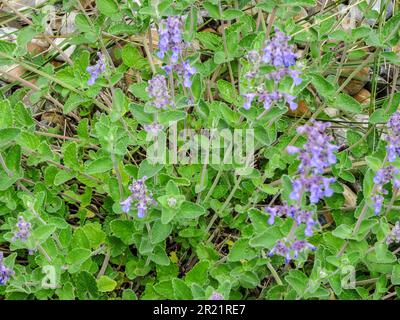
left=0, top=253, right=14, bottom=286
left=371, top=111, right=400, bottom=215
left=120, top=176, right=156, bottom=218
left=86, top=52, right=106, bottom=86
left=243, top=29, right=302, bottom=112
left=156, top=16, right=196, bottom=89
left=266, top=121, right=337, bottom=262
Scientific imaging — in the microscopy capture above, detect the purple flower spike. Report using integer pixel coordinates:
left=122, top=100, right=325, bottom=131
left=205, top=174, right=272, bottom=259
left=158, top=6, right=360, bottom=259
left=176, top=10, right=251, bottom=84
left=0, top=252, right=14, bottom=285
left=120, top=176, right=156, bottom=218
left=144, top=122, right=164, bottom=136
left=86, top=52, right=106, bottom=86
left=288, top=121, right=338, bottom=204
left=209, top=292, right=224, bottom=300
left=262, top=29, right=297, bottom=68
left=147, top=75, right=171, bottom=109
left=157, top=16, right=184, bottom=63
left=386, top=111, right=400, bottom=162
left=387, top=222, right=400, bottom=245
left=12, top=216, right=31, bottom=242
left=242, top=29, right=301, bottom=111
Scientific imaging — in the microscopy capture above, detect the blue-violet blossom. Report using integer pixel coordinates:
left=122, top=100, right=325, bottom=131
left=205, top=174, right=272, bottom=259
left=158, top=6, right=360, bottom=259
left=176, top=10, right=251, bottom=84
left=86, top=52, right=106, bottom=86
left=120, top=176, right=156, bottom=218
left=0, top=252, right=14, bottom=285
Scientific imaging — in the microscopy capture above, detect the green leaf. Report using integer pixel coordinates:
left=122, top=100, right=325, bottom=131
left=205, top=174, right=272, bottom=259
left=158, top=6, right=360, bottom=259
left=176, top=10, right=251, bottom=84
left=172, top=278, right=193, bottom=299
left=96, top=0, right=119, bottom=16
left=203, top=2, right=220, bottom=19
left=0, top=128, right=20, bottom=148
left=122, top=44, right=148, bottom=69
left=184, top=261, right=209, bottom=285
left=129, top=83, right=150, bottom=101
left=285, top=270, right=309, bottom=297
left=333, top=93, right=362, bottom=113
left=110, top=220, right=136, bottom=245
left=85, top=157, right=113, bottom=174
left=178, top=201, right=206, bottom=219
left=67, top=248, right=92, bottom=266
left=365, top=156, right=382, bottom=171
left=64, top=93, right=90, bottom=114
left=217, top=80, right=239, bottom=105
left=311, top=74, right=335, bottom=98
left=332, top=224, right=353, bottom=239
left=228, top=238, right=258, bottom=262
left=54, top=170, right=75, bottom=186
left=196, top=32, right=222, bottom=51
left=158, top=111, right=186, bottom=125
left=32, top=224, right=57, bottom=243
left=138, top=159, right=164, bottom=179
left=391, top=264, right=400, bottom=285
left=97, top=276, right=117, bottom=292
left=222, top=9, right=243, bottom=20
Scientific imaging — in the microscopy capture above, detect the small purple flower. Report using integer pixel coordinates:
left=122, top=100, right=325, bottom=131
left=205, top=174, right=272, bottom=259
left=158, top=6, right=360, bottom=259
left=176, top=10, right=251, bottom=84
left=86, top=52, right=106, bottom=86
left=173, top=60, right=196, bottom=88
left=243, top=93, right=256, bottom=110
left=269, top=238, right=316, bottom=262
left=12, top=216, right=31, bottom=242
left=269, top=240, right=291, bottom=263
left=262, top=29, right=298, bottom=68
left=0, top=252, right=14, bottom=285
left=241, top=29, right=301, bottom=111
left=291, top=240, right=316, bottom=259
left=120, top=176, right=156, bottom=218
left=147, top=75, right=171, bottom=109
left=157, top=16, right=184, bottom=63
left=387, top=221, right=400, bottom=245
left=372, top=166, right=400, bottom=215
left=209, top=292, right=224, bottom=300
left=120, top=196, right=133, bottom=213
left=386, top=111, right=400, bottom=162
left=288, top=121, right=337, bottom=204
left=265, top=204, right=318, bottom=237
left=144, top=122, right=164, bottom=136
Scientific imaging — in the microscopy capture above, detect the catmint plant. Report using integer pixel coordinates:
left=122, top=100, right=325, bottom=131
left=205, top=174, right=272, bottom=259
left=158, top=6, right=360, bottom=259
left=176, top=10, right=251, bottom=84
left=120, top=176, right=156, bottom=218
left=266, top=121, right=337, bottom=262
left=86, top=52, right=106, bottom=86
left=157, top=16, right=196, bottom=88
left=12, top=216, right=31, bottom=242
left=147, top=74, right=171, bottom=109
left=0, top=252, right=14, bottom=285
left=242, top=29, right=302, bottom=112
left=371, top=111, right=400, bottom=214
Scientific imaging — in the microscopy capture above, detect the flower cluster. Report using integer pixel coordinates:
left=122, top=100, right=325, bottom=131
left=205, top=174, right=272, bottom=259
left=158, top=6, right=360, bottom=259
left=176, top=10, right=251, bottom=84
left=158, top=16, right=184, bottom=63
left=143, top=122, right=164, bottom=136
left=387, top=221, right=400, bottom=245
left=120, top=176, right=156, bottom=218
left=157, top=16, right=196, bottom=88
left=0, top=252, right=14, bottom=285
left=372, top=111, right=400, bottom=214
left=371, top=166, right=400, bottom=214
left=164, top=60, right=196, bottom=88
left=242, top=29, right=302, bottom=111
left=287, top=121, right=338, bottom=204
left=147, top=75, right=171, bottom=109
left=266, top=121, right=336, bottom=263
left=86, top=52, right=106, bottom=86
left=209, top=292, right=224, bottom=300
left=386, top=111, right=400, bottom=162
left=244, top=91, right=297, bottom=111
left=12, top=216, right=31, bottom=242
left=265, top=204, right=317, bottom=237
left=268, top=239, right=316, bottom=263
